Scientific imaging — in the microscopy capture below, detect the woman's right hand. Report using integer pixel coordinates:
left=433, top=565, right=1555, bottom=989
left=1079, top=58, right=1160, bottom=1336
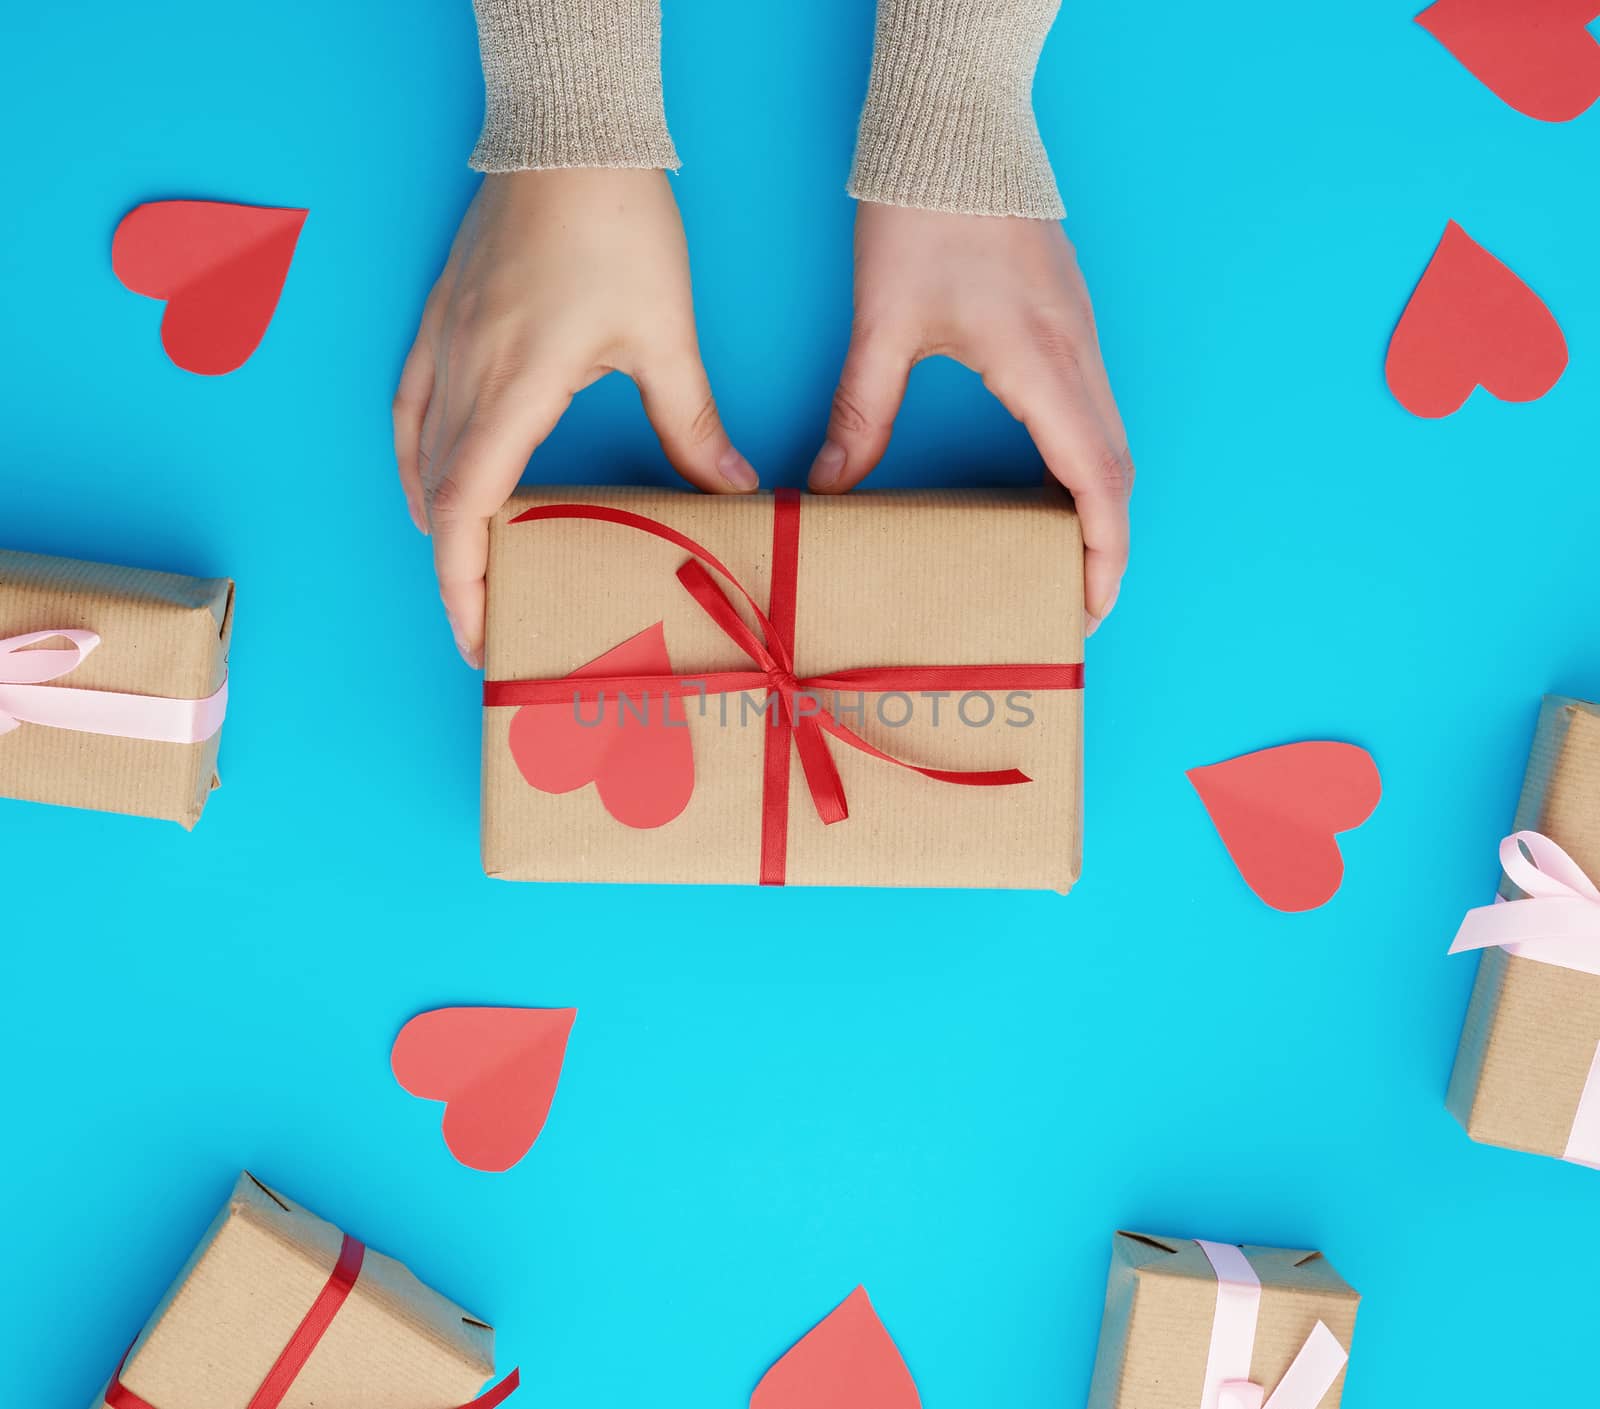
left=393, top=168, right=755, bottom=668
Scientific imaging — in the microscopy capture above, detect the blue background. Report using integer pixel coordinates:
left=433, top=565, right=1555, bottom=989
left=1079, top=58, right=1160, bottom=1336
left=3, top=1, right=1599, bottom=1403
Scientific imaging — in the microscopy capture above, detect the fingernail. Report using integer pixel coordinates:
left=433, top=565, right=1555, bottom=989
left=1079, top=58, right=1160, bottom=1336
left=444, top=610, right=476, bottom=667
left=718, top=447, right=758, bottom=491
left=1086, top=585, right=1119, bottom=637
left=809, top=442, right=846, bottom=490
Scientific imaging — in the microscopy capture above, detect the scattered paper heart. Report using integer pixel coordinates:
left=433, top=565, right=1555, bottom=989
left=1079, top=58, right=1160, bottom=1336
left=112, top=200, right=307, bottom=375
left=391, top=1007, right=576, bottom=1173
left=1386, top=222, right=1568, bottom=419
left=1188, top=742, right=1382, bottom=912
left=1416, top=0, right=1600, bottom=122
left=751, top=1288, right=921, bottom=1409
left=508, top=620, right=695, bottom=829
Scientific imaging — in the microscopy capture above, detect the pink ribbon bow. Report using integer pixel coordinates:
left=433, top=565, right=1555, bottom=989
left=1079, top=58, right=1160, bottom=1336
left=1197, top=1241, right=1349, bottom=1409
left=0, top=630, right=227, bottom=742
left=1449, top=831, right=1600, bottom=974
left=1449, top=831, right=1600, bottom=1167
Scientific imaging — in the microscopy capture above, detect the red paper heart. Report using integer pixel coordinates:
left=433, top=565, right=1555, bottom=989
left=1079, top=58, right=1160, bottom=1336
left=508, top=621, right=695, bottom=829
left=1188, top=742, right=1382, bottom=913
left=1417, top=0, right=1600, bottom=122
left=751, top=1288, right=920, bottom=1409
left=112, top=200, right=307, bottom=375
left=391, top=1007, right=576, bottom=1173
left=1386, top=222, right=1568, bottom=419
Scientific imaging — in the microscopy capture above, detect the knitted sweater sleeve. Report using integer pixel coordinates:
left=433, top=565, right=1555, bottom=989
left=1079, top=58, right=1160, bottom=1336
left=468, top=0, right=680, bottom=173
left=848, top=0, right=1066, bottom=219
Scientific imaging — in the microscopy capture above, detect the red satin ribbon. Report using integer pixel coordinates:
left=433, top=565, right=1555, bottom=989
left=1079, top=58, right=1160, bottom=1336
left=483, top=489, right=1085, bottom=886
left=104, top=1235, right=519, bottom=1409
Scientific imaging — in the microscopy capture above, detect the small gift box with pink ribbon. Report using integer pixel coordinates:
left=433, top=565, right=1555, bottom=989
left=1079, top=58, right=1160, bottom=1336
left=93, top=1172, right=518, bottom=1409
left=1448, top=694, right=1600, bottom=1165
left=480, top=485, right=1085, bottom=888
left=1085, top=1232, right=1359, bottom=1409
left=0, top=548, right=232, bottom=827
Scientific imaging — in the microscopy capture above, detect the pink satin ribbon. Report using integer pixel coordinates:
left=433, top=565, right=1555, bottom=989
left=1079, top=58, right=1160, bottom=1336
left=1196, top=1241, right=1349, bottom=1409
left=0, top=630, right=227, bottom=743
left=1449, top=831, right=1600, bottom=1167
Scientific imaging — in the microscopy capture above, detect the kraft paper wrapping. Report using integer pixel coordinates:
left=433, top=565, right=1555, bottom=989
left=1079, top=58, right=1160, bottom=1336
left=481, top=485, right=1084, bottom=889
left=0, top=549, right=232, bottom=827
left=91, top=1173, right=496, bottom=1409
left=1086, top=1233, right=1359, bottom=1409
left=1449, top=696, right=1600, bottom=1158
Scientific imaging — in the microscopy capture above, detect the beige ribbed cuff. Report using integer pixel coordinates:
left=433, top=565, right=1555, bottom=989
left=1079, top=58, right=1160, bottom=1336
left=470, top=0, right=680, bottom=172
left=849, top=0, right=1065, bottom=219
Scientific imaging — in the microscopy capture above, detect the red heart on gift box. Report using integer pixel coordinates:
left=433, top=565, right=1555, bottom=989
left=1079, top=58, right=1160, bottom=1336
left=112, top=200, right=307, bottom=375
left=391, top=1007, right=576, bottom=1173
left=508, top=621, right=695, bottom=829
left=1416, top=0, right=1600, bottom=122
left=1188, top=742, right=1381, bottom=913
left=1386, top=222, right=1568, bottom=419
left=752, top=1288, right=921, bottom=1409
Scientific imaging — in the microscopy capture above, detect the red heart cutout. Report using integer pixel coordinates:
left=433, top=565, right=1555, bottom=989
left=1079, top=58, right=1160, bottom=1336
left=1417, top=0, right=1600, bottom=122
left=751, top=1288, right=921, bottom=1409
left=391, top=1007, right=576, bottom=1173
left=508, top=621, right=695, bottom=829
left=1188, top=742, right=1382, bottom=913
left=1386, top=222, right=1568, bottom=419
left=112, top=200, right=307, bottom=375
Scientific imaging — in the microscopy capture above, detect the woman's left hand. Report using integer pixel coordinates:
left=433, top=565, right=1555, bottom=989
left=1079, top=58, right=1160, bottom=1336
left=810, top=202, right=1134, bottom=634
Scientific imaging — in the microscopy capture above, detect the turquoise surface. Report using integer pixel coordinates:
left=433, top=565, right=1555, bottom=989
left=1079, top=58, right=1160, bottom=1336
left=4, top=1, right=1600, bottom=1403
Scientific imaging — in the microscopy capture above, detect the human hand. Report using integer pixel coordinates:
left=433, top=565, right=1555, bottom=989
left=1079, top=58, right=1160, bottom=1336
left=810, top=203, right=1133, bottom=633
left=393, top=168, right=756, bottom=668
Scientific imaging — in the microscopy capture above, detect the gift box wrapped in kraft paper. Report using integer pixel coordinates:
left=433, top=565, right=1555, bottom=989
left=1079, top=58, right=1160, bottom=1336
left=1447, top=695, right=1600, bottom=1166
left=92, top=1172, right=518, bottom=1409
left=1086, top=1233, right=1359, bottom=1409
left=480, top=485, right=1085, bottom=888
left=0, top=548, right=231, bottom=827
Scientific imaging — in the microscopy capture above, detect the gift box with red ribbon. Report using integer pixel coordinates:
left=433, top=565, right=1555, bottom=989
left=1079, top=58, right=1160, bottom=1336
left=481, top=485, right=1086, bottom=888
left=92, top=1173, right=518, bottom=1409
left=0, top=548, right=232, bottom=827
left=1448, top=695, right=1600, bottom=1165
left=1086, top=1233, right=1359, bottom=1409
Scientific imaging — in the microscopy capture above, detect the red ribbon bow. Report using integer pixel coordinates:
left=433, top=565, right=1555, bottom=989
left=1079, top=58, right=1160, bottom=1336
left=105, top=1235, right=518, bottom=1409
left=483, top=489, right=1085, bottom=885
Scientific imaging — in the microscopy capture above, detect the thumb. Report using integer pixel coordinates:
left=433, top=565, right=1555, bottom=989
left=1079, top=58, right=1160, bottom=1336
left=809, top=330, right=912, bottom=493
left=634, top=355, right=757, bottom=493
